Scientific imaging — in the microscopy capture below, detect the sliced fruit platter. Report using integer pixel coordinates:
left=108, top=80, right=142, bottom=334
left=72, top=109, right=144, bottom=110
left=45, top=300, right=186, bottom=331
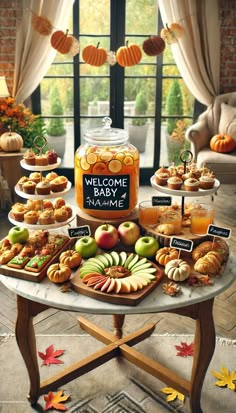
left=71, top=251, right=163, bottom=306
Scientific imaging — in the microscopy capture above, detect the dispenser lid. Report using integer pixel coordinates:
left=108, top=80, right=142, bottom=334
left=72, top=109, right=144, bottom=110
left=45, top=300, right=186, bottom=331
left=84, top=117, right=128, bottom=146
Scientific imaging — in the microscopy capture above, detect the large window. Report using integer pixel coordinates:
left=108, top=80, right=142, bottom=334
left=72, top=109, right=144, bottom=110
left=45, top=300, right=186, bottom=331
left=32, top=0, right=195, bottom=185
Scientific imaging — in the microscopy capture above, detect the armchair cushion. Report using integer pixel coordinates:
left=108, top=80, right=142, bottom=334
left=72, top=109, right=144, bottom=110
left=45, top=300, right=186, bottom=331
left=219, top=103, right=236, bottom=140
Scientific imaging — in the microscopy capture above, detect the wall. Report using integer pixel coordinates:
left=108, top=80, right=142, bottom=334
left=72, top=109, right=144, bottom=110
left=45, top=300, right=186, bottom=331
left=0, top=1, right=235, bottom=96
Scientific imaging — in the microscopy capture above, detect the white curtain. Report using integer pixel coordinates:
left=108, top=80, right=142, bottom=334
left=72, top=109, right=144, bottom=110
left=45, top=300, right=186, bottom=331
left=159, top=0, right=220, bottom=106
left=13, top=0, right=74, bottom=103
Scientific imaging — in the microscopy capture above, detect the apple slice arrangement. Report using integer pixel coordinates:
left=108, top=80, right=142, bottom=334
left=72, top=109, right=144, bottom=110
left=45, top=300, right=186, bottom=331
left=79, top=251, right=157, bottom=294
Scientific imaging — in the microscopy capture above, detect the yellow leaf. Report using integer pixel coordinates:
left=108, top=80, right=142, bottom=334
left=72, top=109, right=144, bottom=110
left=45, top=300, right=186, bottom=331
left=161, top=387, right=185, bottom=403
left=212, top=366, right=236, bottom=391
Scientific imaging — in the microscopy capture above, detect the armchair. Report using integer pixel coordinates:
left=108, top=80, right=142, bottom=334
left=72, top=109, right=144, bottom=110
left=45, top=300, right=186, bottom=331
left=186, top=93, right=236, bottom=184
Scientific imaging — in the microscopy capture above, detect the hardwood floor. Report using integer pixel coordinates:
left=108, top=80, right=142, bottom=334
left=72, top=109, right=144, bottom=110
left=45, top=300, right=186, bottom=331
left=0, top=184, right=235, bottom=339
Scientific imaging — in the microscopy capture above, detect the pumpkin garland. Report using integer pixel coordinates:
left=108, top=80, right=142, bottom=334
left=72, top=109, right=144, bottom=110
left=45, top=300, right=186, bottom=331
left=142, top=35, right=166, bottom=56
left=32, top=14, right=53, bottom=36
left=82, top=43, right=107, bottom=66
left=116, top=41, right=142, bottom=67
left=160, top=23, right=185, bottom=45
left=51, top=29, right=80, bottom=56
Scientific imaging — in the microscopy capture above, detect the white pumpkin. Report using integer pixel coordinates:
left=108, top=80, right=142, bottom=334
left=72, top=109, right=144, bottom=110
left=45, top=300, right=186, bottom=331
left=0, top=131, right=23, bottom=152
left=165, top=259, right=191, bottom=282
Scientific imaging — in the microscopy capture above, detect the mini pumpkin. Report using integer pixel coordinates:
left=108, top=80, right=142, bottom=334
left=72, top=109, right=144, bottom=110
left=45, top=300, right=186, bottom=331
left=59, top=249, right=82, bottom=269
left=0, top=130, right=23, bottom=152
left=142, top=35, right=166, bottom=56
left=210, top=134, right=236, bottom=153
left=82, top=43, right=107, bottom=66
left=161, top=23, right=185, bottom=45
left=155, top=247, right=179, bottom=266
left=51, top=30, right=79, bottom=56
left=165, top=259, right=191, bottom=282
left=47, top=263, right=72, bottom=283
left=116, top=41, right=142, bottom=67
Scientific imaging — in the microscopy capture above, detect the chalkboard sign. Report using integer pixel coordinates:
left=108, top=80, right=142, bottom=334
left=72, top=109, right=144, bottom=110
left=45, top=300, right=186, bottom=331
left=208, top=224, right=231, bottom=239
left=152, top=196, right=172, bottom=206
left=68, top=225, right=91, bottom=238
left=83, top=174, right=130, bottom=211
left=170, top=237, right=193, bottom=252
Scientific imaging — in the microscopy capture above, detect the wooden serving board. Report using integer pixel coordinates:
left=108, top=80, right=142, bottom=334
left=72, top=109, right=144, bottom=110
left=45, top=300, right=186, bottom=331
left=0, top=238, right=74, bottom=283
left=71, top=264, right=164, bottom=306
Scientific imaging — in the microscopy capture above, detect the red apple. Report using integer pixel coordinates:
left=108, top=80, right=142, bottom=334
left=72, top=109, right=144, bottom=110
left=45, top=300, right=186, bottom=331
left=118, top=221, right=140, bottom=246
left=94, top=224, right=119, bottom=250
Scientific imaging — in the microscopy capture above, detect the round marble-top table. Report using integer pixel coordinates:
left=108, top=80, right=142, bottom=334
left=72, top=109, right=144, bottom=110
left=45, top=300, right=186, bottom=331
left=1, top=253, right=235, bottom=413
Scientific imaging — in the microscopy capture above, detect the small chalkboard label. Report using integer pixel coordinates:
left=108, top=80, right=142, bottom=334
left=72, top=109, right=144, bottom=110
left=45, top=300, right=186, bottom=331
left=68, top=225, right=91, bottom=238
left=152, top=196, right=172, bottom=206
left=83, top=174, right=130, bottom=211
left=208, top=224, right=231, bottom=239
left=171, top=237, right=193, bottom=252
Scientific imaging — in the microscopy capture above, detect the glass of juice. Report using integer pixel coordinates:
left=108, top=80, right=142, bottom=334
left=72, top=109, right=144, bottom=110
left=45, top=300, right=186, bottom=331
left=190, top=203, right=214, bottom=235
left=139, top=200, right=160, bottom=226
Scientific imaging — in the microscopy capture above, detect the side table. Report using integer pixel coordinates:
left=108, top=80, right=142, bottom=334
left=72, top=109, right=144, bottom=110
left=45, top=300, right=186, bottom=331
left=0, top=150, right=24, bottom=206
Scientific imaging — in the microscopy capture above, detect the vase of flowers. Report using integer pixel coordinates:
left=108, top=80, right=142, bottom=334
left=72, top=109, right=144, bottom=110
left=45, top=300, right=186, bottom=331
left=0, top=97, right=46, bottom=149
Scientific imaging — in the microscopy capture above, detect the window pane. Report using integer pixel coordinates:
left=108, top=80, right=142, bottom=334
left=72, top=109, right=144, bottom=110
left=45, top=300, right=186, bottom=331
left=41, top=79, right=74, bottom=117
left=160, top=118, right=191, bottom=166
left=126, top=0, right=158, bottom=34
left=162, top=79, right=194, bottom=117
left=80, top=78, right=109, bottom=115
left=80, top=0, right=110, bottom=34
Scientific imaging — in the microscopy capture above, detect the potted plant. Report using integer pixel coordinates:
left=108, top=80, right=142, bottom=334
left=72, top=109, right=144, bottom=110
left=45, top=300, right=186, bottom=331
left=128, top=91, right=149, bottom=153
left=46, top=85, right=66, bottom=158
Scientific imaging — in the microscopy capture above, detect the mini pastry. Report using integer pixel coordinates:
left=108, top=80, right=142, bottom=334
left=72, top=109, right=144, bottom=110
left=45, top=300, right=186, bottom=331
left=155, top=172, right=169, bottom=186
left=199, top=175, right=215, bottom=189
left=36, top=179, right=51, bottom=195
left=54, top=207, right=69, bottom=222
left=22, top=180, right=36, bottom=194
left=184, top=178, right=199, bottom=191
left=167, top=176, right=183, bottom=190
left=54, top=197, right=66, bottom=209
left=39, top=209, right=55, bottom=225
left=11, top=203, right=28, bottom=222
left=23, top=149, right=36, bottom=165
left=35, top=154, right=48, bottom=166
left=26, top=199, right=42, bottom=211
left=50, top=176, right=68, bottom=192
left=46, top=150, right=58, bottom=164
left=0, top=250, right=15, bottom=264
left=46, top=171, right=58, bottom=181
left=25, top=254, right=52, bottom=273
left=29, top=172, right=41, bottom=184
left=17, top=176, right=29, bottom=191
left=7, top=255, right=30, bottom=269
left=43, top=199, right=54, bottom=210
left=24, top=210, right=39, bottom=225
left=168, top=162, right=177, bottom=176
left=62, top=204, right=73, bottom=218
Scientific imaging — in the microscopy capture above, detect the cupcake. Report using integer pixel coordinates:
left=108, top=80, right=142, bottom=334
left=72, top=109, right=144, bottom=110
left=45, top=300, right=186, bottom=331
left=54, top=207, right=69, bottom=223
left=199, top=175, right=215, bottom=189
left=26, top=199, right=42, bottom=211
left=61, top=204, right=73, bottom=218
left=36, top=179, right=51, bottom=195
left=24, top=210, right=39, bottom=225
left=167, top=176, right=183, bottom=190
left=184, top=178, right=199, bottom=191
left=43, top=199, right=54, bottom=210
left=17, top=176, right=29, bottom=191
left=39, top=209, right=55, bottom=225
left=11, top=203, right=28, bottom=222
left=29, top=172, right=41, bottom=184
left=35, top=155, right=48, bottom=166
left=46, top=150, right=58, bottom=165
left=23, top=149, right=36, bottom=165
left=54, top=197, right=66, bottom=209
left=22, top=180, right=36, bottom=194
left=50, top=176, right=68, bottom=192
left=155, top=172, right=169, bottom=186
left=46, top=171, right=58, bottom=181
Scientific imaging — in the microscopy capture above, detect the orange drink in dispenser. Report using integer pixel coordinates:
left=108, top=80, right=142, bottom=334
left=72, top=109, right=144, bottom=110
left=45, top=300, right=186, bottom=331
left=75, top=117, right=139, bottom=219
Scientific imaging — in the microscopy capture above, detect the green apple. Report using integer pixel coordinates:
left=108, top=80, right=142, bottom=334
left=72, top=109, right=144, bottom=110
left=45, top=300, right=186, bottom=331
left=134, top=236, right=159, bottom=258
left=8, top=226, right=29, bottom=244
left=75, top=236, right=98, bottom=259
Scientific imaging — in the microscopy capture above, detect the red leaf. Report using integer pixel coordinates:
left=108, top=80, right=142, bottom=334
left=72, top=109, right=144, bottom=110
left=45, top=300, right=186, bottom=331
left=38, top=344, right=64, bottom=366
left=175, top=341, right=194, bottom=357
left=44, top=390, right=70, bottom=411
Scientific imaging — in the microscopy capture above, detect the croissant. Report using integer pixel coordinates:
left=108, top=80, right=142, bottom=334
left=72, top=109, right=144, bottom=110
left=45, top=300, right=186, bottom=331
left=192, top=238, right=229, bottom=262
left=156, top=223, right=178, bottom=235
left=194, top=251, right=222, bottom=275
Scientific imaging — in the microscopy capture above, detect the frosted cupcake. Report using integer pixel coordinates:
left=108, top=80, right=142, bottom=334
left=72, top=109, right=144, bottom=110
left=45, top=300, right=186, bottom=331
left=184, top=178, right=199, bottom=191
left=167, top=176, right=183, bottom=190
left=199, top=175, right=215, bottom=189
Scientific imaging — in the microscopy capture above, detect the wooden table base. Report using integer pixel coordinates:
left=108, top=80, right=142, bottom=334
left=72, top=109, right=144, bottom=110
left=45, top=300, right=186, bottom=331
left=15, top=295, right=215, bottom=413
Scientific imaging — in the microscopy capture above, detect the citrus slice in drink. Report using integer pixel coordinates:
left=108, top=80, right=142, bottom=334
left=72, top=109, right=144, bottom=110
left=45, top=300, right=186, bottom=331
left=92, top=162, right=108, bottom=174
left=108, top=159, right=122, bottom=173
left=115, top=152, right=125, bottom=162
left=86, top=152, right=97, bottom=165
left=100, top=151, right=113, bottom=162
left=123, top=155, right=134, bottom=166
left=80, top=157, right=91, bottom=171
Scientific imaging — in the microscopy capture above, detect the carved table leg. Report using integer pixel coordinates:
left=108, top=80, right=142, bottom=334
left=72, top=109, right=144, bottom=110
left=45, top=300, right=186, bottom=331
left=15, top=295, right=48, bottom=405
left=112, top=314, right=125, bottom=338
left=189, top=298, right=215, bottom=413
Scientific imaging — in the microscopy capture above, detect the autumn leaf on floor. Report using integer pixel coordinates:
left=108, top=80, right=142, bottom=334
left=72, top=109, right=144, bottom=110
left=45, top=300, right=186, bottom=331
left=212, top=366, right=236, bottom=391
left=175, top=341, right=194, bottom=357
left=161, top=387, right=185, bottom=403
left=44, top=390, right=70, bottom=411
left=38, top=344, right=64, bottom=366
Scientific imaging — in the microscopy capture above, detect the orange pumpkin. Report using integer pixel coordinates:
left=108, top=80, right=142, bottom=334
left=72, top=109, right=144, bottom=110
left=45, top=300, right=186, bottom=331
left=82, top=43, right=107, bottom=66
left=161, top=23, right=185, bottom=45
left=59, top=250, right=82, bottom=269
left=51, top=30, right=74, bottom=54
left=47, top=263, right=72, bottom=283
left=142, top=35, right=166, bottom=56
left=116, top=41, right=142, bottom=67
left=155, top=247, right=179, bottom=266
left=210, top=134, right=236, bottom=153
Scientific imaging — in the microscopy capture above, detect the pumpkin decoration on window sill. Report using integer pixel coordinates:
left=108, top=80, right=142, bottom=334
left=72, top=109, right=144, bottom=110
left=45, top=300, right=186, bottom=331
left=210, top=134, right=236, bottom=153
left=51, top=29, right=80, bottom=56
left=0, top=128, right=23, bottom=152
left=116, top=41, right=142, bottom=67
left=32, top=14, right=53, bottom=36
left=82, top=43, right=107, bottom=67
left=142, top=35, right=166, bottom=56
left=161, top=23, right=185, bottom=45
